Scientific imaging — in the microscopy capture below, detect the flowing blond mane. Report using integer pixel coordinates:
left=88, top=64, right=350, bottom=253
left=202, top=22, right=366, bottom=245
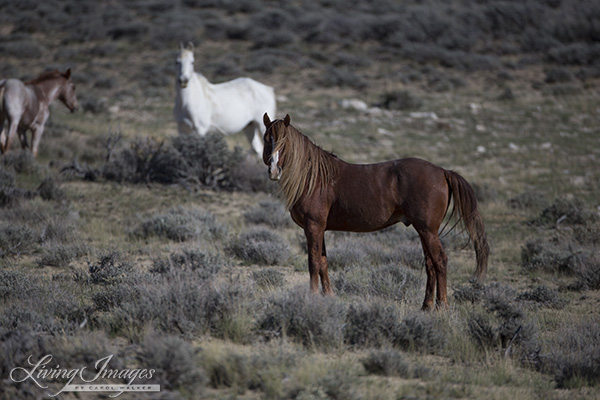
left=272, top=121, right=337, bottom=210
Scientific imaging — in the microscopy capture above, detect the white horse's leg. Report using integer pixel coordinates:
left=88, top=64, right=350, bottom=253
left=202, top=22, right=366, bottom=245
left=244, top=122, right=263, bottom=156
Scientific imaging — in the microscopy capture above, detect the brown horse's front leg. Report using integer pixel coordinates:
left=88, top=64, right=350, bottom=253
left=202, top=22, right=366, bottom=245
left=304, top=222, right=330, bottom=294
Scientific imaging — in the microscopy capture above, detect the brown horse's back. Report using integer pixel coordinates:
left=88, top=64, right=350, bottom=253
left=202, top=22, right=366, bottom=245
left=323, top=157, right=449, bottom=233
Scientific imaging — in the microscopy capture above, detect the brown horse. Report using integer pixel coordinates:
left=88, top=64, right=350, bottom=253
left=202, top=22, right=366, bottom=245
left=0, top=69, right=78, bottom=157
left=262, top=113, right=489, bottom=310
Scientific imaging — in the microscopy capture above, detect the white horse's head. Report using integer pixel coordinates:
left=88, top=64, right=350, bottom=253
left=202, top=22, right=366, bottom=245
left=176, top=42, right=195, bottom=89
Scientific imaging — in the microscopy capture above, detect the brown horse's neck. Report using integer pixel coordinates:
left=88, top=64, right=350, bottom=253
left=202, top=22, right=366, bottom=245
left=279, top=126, right=338, bottom=210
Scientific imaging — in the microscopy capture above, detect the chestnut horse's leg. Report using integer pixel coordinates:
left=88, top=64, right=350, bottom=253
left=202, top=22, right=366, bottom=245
left=304, top=221, right=332, bottom=294
left=319, top=238, right=333, bottom=295
left=417, top=229, right=448, bottom=311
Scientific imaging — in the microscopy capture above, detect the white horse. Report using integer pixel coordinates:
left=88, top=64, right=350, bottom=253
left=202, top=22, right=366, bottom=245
left=174, top=42, right=276, bottom=156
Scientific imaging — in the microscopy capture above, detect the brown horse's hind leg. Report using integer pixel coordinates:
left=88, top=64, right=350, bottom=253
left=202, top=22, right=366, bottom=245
left=417, top=229, right=448, bottom=311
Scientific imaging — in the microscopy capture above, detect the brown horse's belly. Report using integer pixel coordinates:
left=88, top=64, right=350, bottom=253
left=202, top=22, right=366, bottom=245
left=325, top=203, right=404, bottom=232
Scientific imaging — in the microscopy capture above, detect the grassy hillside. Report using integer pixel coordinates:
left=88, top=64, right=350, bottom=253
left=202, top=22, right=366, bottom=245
left=1, top=1, right=599, bottom=399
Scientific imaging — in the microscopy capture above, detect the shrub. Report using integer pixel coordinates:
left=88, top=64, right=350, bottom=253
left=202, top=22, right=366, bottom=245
left=244, top=199, right=291, bottom=228
left=571, top=252, right=600, bottom=290
left=453, top=279, right=485, bottom=304
left=542, top=319, right=600, bottom=388
left=378, top=90, right=422, bottom=111
left=466, top=282, right=541, bottom=366
left=0, top=329, right=54, bottom=397
left=0, top=222, right=37, bottom=257
left=87, top=252, right=134, bottom=285
left=228, top=227, right=290, bottom=265
left=517, top=285, right=567, bottom=309
left=1, top=150, right=40, bottom=174
left=396, top=312, right=447, bottom=353
left=507, top=190, right=549, bottom=210
left=321, top=67, right=367, bottom=89
left=112, top=276, right=252, bottom=341
left=344, top=300, right=402, bottom=348
left=0, top=40, right=43, bottom=58
left=252, top=268, right=286, bottom=289
left=172, top=133, right=245, bottom=190
left=102, top=137, right=184, bottom=184
left=361, top=349, right=410, bottom=377
left=0, top=269, right=43, bottom=302
left=139, top=331, right=206, bottom=392
left=530, top=197, right=598, bottom=226
left=333, top=263, right=422, bottom=301
left=36, top=176, right=64, bottom=201
left=258, top=287, right=346, bottom=349
left=544, top=67, right=574, bottom=83
left=37, top=243, right=83, bottom=268
left=521, top=238, right=586, bottom=274
left=133, top=206, right=226, bottom=242
left=150, top=248, right=228, bottom=278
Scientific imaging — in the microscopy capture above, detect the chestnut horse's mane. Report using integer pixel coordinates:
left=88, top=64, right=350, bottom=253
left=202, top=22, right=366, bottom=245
left=272, top=121, right=338, bottom=210
left=26, top=70, right=64, bottom=85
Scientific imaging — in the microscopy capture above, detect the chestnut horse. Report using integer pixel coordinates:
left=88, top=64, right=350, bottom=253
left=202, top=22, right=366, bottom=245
left=0, top=69, right=78, bottom=157
left=262, top=113, right=489, bottom=310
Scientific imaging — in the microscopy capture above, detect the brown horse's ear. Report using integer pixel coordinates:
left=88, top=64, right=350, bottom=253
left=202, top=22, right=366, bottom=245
left=64, top=68, right=71, bottom=79
left=263, top=113, right=271, bottom=127
left=283, top=114, right=290, bottom=127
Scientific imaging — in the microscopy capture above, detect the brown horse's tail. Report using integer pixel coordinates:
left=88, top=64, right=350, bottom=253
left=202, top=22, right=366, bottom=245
left=443, top=170, right=489, bottom=282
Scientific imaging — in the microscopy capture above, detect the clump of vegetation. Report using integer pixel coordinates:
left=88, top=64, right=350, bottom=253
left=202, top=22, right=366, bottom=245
left=507, top=190, right=549, bottom=210
left=517, top=285, right=567, bottom=310
left=87, top=252, right=134, bottom=285
left=259, top=287, right=347, bottom=349
left=244, top=199, right=291, bottom=228
left=37, top=243, right=85, bottom=268
left=361, top=349, right=410, bottom=377
left=530, top=197, right=598, bottom=227
left=541, top=319, right=600, bottom=388
left=466, top=282, right=541, bottom=367
left=521, top=237, right=583, bottom=274
left=101, top=133, right=269, bottom=192
left=252, top=268, right=286, bottom=289
left=378, top=90, right=423, bottom=110
left=345, top=301, right=446, bottom=353
left=151, top=248, right=229, bottom=278
left=132, top=206, right=226, bottom=242
left=333, top=263, right=421, bottom=302
left=228, top=227, right=290, bottom=265
left=139, top=331, right=207, bottom=393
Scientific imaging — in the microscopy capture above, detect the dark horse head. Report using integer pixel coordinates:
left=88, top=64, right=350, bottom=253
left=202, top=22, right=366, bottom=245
left=262, top=112, right=290, bottom=181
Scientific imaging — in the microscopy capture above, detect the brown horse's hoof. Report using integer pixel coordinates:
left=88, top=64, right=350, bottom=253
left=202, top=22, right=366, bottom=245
left=421, top=302, right=435, bottom=312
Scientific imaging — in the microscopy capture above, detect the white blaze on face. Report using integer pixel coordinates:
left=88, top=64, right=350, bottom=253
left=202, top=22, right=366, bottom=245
left=269, top=150, right=281, bottom=180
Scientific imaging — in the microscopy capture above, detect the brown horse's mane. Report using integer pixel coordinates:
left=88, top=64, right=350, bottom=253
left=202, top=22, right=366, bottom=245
left=272, top=121, right=338, bottom=210
left=26, top=70, right=64, bottom=85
